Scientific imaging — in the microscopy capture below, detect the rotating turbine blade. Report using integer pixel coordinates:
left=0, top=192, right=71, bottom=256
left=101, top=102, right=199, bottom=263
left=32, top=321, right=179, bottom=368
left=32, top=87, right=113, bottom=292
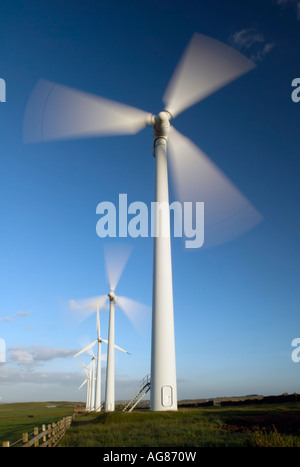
left=73, top=340, right=98, bottom=359
left=74, top=361, right=88, bottom=370
left=79, top=379, right=87, bottom=390
left=23, top=79, right=153, bottom=143
left=96, top=307, right=100, bottom=339
left=116, top=295, right=151, bottom=331
left=167, top=126, right=262, bottom=248
left=114, top=344, right=130, bottom=355
left=163, top=33, right=256, bottom=117
left=69, top=294, right=108, bottom=321
left=104, top=243, right=133, bottom=291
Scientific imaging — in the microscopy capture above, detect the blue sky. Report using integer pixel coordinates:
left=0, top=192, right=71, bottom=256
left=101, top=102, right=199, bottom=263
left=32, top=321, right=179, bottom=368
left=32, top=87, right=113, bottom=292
left=1, top=0, right=300, bottom=403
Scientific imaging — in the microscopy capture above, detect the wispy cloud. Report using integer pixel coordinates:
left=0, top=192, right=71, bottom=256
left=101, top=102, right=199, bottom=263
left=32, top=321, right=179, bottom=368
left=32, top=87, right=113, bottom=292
left=1, top=317, right=14, bottom=322
left=228, top=28, right=274, bottom=63
left=8, top=346, right=77, bottom=364
left=16, top=310, right=31, bottom=317
left=0, top=309, right=31, bottom=322
left=0, top=365, right=83, bottom=386
left=276, top=0, right=300, bottom=19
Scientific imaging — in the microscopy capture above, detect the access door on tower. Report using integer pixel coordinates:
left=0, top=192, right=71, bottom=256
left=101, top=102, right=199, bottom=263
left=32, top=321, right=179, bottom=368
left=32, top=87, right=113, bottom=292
left=161, top=386, right=173, bottom=407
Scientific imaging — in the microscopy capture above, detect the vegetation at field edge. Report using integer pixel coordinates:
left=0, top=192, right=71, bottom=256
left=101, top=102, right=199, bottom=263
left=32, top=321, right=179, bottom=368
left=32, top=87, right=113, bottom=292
left=59, top=403, right=300, bottom=447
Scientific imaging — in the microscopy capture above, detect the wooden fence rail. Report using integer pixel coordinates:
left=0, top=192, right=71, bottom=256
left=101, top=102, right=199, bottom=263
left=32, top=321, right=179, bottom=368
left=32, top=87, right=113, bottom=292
left=2, top=414, right=74, bottom=447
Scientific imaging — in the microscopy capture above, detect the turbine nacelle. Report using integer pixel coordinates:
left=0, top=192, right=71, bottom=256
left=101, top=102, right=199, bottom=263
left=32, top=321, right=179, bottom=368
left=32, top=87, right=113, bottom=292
left=108, top=290, right=116, bottom=302
left=153, top=110, right=172, bottom=139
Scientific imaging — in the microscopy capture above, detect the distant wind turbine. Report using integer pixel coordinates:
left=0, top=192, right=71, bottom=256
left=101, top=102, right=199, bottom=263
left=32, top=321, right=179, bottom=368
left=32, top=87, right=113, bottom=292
left=73, top=303, right=129, bottom=412
left=77, top=367, right=90, bottom=411
left=75, top=360, right=95, bottom=411
left=70, top=244, right=148, bottom=412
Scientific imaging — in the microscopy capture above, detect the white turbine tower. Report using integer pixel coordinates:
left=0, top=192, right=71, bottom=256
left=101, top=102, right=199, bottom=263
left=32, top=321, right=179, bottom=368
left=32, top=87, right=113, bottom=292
left=24, top=33, right=262, bottom=411
left=89, top=354, right=97, bottom=411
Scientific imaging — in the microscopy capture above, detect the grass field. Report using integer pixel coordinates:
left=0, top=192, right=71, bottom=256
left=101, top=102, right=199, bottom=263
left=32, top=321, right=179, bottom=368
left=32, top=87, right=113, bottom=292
left=0, top=401, right=79, bottom=445
left=59, top=403, right=300, bottom=447
left=1, top=401, right=300, bottom=447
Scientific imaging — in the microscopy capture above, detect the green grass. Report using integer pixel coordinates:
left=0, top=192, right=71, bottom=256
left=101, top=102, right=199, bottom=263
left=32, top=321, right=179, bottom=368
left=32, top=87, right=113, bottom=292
left=59, top=403, right=300, bottom=447
left=59, top=409, right=230, bottom=447
left=0, top=401, right=77, bottom=445
left=2, top=401, right=300, bottom=447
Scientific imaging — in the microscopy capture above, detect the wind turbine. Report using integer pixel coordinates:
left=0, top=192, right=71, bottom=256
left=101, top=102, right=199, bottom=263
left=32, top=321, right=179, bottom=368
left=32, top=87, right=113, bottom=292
left=70, top=244, right=146, bottom=411
left=74, top=306, right=107, bottom=412
left=73, top=303, right=130, bottom=412
left=78, top=367, right=90, bottom=411
left=75, top=360, right=95, bottom=411
left=23, top=33, right=262, bottom=411
left=89, top=354, right=97, bottom=411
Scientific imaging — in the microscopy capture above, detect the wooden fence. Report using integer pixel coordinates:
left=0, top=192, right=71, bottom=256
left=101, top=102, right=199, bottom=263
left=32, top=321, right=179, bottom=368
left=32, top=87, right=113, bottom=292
left=2, top=414, right=74, bottom=447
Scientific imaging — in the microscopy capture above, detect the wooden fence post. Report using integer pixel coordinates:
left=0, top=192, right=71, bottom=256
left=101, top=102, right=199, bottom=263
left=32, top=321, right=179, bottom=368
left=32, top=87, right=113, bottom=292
left=22, top=432, right=28, bottom=445
left=47, top=423, right=52, bottom=445
left=3, top=412, right=74, bottom=447
left=33, top=427, right=39, bottom=447
left=42, top=424, right=46, bottom=443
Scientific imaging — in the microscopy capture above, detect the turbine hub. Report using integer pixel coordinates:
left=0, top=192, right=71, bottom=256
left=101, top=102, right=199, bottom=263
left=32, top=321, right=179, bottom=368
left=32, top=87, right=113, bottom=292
left=153, top=110, right=171, bottom=141
left=108, top=290, right=116, bottom=302
left=155, top=110, right=171, bottom=129
left=158, top=110, right=171, bottom=125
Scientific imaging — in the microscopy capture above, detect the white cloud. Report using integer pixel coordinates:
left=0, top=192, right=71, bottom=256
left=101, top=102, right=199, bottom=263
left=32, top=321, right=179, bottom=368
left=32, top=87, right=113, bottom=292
left=9, top=350, right=34, bottom=362
left=0, top=365, right=83, bottom=386
left=228, top=28, right=274, bottom=63
left=230, top=29, right=264, bottom=49
left=8, top=345, right=77, bottom=364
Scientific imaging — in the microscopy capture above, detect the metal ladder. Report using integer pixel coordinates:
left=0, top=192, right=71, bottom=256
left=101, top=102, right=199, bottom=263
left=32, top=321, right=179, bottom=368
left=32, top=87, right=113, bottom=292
left=123, top=374, right=151, bottom=412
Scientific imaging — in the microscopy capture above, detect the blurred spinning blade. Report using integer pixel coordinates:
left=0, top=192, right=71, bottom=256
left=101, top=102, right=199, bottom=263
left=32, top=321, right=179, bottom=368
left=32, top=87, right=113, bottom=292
left=167, top=126, right=262, bottom=247
left=23, top=79, right=153, bottom=143
left=163, top=33, right=256, bottom=117
left=116, top=295, right=151, bottom=332
left=69, top=294, right=108, bottom=322
left=78, top=379, right=87, bottom=390
left=73, top=339, right=98, bottom=359
left=104, top=243, right=133, bottom=291
left=75, top=361, right=89, bottom=370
